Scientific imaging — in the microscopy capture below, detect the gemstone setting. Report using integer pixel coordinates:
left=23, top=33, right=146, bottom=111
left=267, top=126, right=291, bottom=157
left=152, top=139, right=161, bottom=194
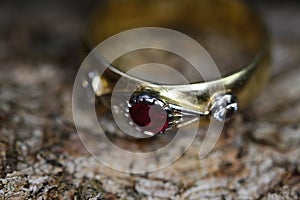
left=209, top=93, right=238, bottom=122
left=127, top=93, right=171, bottom=135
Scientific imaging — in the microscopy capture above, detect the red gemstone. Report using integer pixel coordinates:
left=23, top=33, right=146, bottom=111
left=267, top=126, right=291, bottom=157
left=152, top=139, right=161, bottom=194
left=129, top=102, right=169, bottom=134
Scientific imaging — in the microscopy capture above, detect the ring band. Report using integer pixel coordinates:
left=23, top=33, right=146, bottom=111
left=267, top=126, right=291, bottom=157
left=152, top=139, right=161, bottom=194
left=84, top=0, right=271, bottom=135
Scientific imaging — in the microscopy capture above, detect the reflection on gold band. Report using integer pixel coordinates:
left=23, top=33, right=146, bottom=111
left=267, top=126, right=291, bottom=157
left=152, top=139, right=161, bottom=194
left=86, top=0, right=271, bottom=118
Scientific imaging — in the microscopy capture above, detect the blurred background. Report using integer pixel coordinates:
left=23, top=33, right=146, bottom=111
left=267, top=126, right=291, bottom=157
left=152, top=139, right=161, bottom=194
left=1, top=0, right=299, bottom=125
left=0, top=0, right=299, bottom=76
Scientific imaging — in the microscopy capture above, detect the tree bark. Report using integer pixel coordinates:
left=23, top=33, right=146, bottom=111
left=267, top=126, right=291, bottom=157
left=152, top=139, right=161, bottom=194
left=0, top=1, right=300, bottom=199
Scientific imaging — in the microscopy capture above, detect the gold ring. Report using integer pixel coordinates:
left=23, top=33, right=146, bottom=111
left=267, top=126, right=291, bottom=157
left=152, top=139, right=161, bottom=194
left=84, top=0, right=271, bottom=135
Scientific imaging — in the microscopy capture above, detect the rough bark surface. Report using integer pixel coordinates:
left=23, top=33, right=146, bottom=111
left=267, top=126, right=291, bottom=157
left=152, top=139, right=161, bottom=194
left=0, top=1, right=300, bottom=199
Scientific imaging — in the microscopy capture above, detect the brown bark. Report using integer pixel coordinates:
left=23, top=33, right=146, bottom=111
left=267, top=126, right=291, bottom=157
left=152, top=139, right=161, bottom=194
left=0, top=1, right=300, bottom=199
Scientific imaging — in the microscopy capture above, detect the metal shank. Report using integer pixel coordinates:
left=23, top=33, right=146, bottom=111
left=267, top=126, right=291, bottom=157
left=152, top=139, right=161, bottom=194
left=86, top=0, right=271, bottom=116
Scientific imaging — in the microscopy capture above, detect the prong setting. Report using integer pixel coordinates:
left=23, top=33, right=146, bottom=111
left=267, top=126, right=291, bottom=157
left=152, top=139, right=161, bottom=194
left=209, top=93, right=238, bottom=122
left=126, top=92, right=172, bottom=135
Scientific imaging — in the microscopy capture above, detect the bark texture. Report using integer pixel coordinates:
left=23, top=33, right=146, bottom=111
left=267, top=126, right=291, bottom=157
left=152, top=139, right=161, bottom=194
left=0, top=1, right=300, bottom=199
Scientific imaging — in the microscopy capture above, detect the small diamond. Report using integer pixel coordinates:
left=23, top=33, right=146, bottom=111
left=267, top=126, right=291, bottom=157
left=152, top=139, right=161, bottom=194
left=210, top=94, right=238, bottom=122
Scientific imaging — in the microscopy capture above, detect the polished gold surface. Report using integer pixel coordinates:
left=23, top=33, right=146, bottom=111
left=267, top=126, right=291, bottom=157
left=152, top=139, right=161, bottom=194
left=86, top=0, right=271, bottom=117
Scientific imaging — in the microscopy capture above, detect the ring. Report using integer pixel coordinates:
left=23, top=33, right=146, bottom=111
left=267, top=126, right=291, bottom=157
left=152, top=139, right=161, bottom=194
left=83, top=0, right=271, bottom=136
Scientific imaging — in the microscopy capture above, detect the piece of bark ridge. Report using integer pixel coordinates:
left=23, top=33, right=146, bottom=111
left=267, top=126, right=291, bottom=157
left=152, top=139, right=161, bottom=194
left=0, top=1, right=300, bottom=199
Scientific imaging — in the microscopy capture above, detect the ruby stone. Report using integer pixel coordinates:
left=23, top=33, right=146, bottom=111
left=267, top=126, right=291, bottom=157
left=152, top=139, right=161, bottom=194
left=129, top=102, right=169, bottom=134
